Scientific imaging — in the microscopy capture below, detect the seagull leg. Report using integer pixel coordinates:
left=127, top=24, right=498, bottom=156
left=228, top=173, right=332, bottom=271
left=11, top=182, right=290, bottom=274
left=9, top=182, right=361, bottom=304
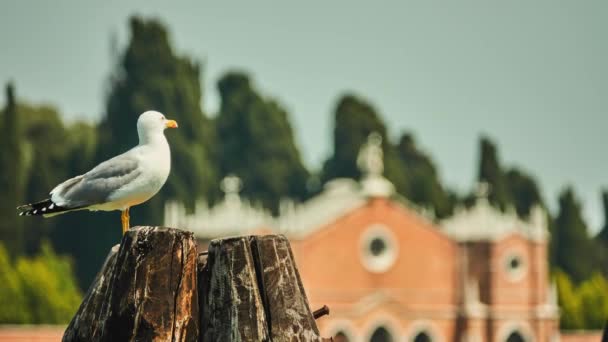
left=121, top=209, right=129, bottom=235
left=126, top=207, right=130, bottom=231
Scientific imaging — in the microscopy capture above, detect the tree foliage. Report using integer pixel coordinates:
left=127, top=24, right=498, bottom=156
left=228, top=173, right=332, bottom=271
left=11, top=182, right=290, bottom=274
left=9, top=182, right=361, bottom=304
left=556, top=270, right=608, bottom=330
left=0, top=242, right=81, bottom=324
left=477, top=136, right=511, bottom=210
left=322, top=95, right=390, bottom=182
left=473, top=137, right=544, bottom=219
left=395, top=133, right=454, bottom=218
left=597, top=190, right=608, bottom=246
left=216, top=72, right=309, bottom=212
left=551, top=188, right=596, bottom=283
left=321, top=94, right=453, bottom=218
left=504, top=168, right=544, bottom=218
left=0, top=83, right=25, bottom=256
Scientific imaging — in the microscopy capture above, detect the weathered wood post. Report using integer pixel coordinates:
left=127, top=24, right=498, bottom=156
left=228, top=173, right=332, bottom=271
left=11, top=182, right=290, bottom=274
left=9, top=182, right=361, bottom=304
left=63, top=227, right=199, bottom=341
left=198, top=235, right=322, bottom=341
left=63, top=228, right=327, bottom=341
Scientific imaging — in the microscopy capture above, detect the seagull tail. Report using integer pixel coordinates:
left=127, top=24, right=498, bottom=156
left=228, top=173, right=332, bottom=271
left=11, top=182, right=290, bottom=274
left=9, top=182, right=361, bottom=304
left=17, top=199, right=81, bottom=218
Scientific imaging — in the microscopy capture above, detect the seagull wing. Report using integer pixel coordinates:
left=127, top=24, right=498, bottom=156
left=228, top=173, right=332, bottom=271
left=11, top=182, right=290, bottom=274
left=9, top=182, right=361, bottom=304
left=18, top=151, right=142, bottom=216
left=52, top=152, right=142, bottom=207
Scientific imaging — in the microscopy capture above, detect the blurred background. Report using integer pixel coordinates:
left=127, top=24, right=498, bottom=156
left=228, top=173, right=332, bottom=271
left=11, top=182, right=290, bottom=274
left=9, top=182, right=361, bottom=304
left=0, top=1, right=606, bottom=340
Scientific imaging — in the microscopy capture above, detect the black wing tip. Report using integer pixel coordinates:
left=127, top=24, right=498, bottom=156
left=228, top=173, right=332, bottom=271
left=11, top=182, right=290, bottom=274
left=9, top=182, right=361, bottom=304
left=17, top=199, right=62, bottom=217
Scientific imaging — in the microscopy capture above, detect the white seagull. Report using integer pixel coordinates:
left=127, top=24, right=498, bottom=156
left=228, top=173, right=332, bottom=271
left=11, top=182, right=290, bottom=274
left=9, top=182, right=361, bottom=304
left=17, top=110, right=178, bottom=235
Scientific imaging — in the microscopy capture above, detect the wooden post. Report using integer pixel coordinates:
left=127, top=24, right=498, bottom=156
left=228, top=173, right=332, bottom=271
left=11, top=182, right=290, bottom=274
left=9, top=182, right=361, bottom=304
left=62, top=245, right=119, bottom=341
left=64, top=229, right=326, bottom=341
left=251, top=235, right=321, bottom=340
left=198, top=236, right=270, bottom=341
left=63, top=227, right=199, bottom=342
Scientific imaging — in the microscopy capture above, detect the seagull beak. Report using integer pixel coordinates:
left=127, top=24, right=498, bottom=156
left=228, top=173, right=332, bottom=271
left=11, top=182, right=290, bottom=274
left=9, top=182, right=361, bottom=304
left=165, top=119, right=178, bottom=129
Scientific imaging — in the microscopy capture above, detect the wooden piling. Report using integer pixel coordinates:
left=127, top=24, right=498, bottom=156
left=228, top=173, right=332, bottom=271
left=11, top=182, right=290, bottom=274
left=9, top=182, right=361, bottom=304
left=63, top=228, right=328, bottom=341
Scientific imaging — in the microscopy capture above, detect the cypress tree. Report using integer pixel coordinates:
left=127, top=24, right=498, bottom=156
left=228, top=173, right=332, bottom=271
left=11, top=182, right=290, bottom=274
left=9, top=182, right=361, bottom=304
left=597, top=190, right=608, bottom=245
left=216, top=72, right=309, bottom=212
left=504, top=168, right=544, bottom=218
left=396, top=133, right=454, bottom=218
left=321, top=95, right=389, bottom=182
left=0, top=83, right=24, bottom=256
left=477, top=136, right=510, bottom=210
left=551, top=188, right=595, bottom=283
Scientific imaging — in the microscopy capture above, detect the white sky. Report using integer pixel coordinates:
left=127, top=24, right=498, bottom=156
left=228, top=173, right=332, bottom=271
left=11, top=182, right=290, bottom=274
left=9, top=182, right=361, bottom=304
left=1, top=1, right=607, bottom=233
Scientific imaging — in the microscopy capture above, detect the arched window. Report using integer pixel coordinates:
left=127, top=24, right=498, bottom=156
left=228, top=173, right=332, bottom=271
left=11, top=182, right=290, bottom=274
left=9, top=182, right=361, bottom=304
left=506, top=331, right=525, bottom=342
left=413, top=331, right=432, bottom=342
left=370, top=326, right=393, bottom=342
left=334, top=331, right=350, bottom=342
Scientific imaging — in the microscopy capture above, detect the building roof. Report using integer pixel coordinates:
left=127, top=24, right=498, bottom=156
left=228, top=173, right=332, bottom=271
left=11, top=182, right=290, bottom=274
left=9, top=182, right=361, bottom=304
left=440, top=198, right=548, bottom=242
left=165, top=133, right=549, bottom=244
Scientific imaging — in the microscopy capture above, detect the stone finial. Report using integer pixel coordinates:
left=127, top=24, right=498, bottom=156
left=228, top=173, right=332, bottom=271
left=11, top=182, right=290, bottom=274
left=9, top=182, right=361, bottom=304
left=357, top=132, right=394, bottom=197
left=357, top=132, right=384, bottom=177
left=221, top=174, right=242, bottom=205
left=475, top=181, right=490, bottom=200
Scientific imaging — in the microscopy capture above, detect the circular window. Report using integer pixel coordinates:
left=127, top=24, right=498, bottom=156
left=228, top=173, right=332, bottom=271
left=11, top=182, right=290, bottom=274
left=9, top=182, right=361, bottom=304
left=360, top=225, right=398, bottom=273
left=504, top=253, right=526, bottom=282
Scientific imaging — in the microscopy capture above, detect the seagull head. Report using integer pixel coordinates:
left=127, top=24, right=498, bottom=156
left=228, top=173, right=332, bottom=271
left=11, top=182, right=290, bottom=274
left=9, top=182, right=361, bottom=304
left=137, top=110, right=178, bottom=143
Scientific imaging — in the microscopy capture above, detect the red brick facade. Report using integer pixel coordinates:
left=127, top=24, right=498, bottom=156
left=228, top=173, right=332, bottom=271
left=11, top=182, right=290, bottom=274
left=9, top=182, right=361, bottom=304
left=289, top=197, right=559, bottom=342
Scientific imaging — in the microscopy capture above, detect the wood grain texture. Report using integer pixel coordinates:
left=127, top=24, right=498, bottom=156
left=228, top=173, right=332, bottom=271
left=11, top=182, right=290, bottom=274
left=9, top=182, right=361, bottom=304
left=63, top=227, right=199, bottom=342
left=252, top=235, right=321, bottom=341
left=64, top=231, right=325, bottom=341
left=198, top=236, right=270, bottom=342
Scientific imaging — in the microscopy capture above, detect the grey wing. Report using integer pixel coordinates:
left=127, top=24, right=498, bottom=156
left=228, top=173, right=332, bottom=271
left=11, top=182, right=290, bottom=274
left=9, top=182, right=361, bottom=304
left=50, top=152, right=142, bottom=208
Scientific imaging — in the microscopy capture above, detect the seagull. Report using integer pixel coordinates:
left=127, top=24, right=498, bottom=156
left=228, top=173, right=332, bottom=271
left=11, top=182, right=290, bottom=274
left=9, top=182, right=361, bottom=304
left=17, top=110, right=178, bottom=235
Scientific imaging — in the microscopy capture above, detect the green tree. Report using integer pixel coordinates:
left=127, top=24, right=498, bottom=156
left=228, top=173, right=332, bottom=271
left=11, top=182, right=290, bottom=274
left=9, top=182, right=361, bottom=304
left=597, top=190, right=608, bottom=246
left=0, top=82, right=25, bottom=256
left=555, top=270, right=584, bottom=329
left=0, top=244, right=30, bottom=323
left=0, top=242, right=82, bottom=324
left=395, top=133, right=454, bottom=218
left=321, top=95, right=457, bottom=218
left=551, top=188, right=596, bottom=283
left=593, top=190, right=608, bottom=278
left=504, top=168, right=544, bottom=218
left=216, top=72, right=309, bottom=212
left=555, top=269, right=608, bottom=330
left=321, top=94, right=390, bottom=182
left=17, top=242, right=82, bottom=323
left=18, top=104, right=73, bottom=254
left=477, top=136, right=510, bottom=210
left=578, top=273, right=608, bottom=329
left=472, top=137, right=544, bottom=220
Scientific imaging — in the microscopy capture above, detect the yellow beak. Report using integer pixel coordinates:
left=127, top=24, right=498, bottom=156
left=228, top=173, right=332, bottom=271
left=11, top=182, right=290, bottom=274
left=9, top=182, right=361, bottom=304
left=165, top=119, right=178, bottom=129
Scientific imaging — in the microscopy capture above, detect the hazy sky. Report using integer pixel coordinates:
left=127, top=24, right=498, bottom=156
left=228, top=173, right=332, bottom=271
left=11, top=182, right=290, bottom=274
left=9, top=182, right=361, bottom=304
left=1, top=1, right=607, bottom=233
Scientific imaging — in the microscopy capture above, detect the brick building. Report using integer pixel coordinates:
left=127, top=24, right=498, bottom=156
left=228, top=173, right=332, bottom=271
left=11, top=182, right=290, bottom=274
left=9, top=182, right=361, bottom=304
left=165, top=134, right=560, bottom=341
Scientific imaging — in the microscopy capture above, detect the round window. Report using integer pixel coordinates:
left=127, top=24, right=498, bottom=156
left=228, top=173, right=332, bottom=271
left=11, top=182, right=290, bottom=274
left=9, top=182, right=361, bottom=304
left=504, top=252, right=526, bottom=281
left=360, top=225, right=398, bottom=273
left=370, top=237, right=387, bottom=256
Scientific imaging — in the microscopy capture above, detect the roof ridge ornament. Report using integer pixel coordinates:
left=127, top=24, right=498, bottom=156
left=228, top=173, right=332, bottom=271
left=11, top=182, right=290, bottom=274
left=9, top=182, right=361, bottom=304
left=357, top=132, right=394, bottom=197
left=221, top=174, right=242, bottom=207
left=358, top=132, right=384, bottom=178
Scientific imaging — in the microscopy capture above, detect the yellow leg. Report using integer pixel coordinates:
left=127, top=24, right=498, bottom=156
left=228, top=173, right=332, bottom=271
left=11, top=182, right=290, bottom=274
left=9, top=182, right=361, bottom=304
left=121, top=208, right=130, bottom=235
